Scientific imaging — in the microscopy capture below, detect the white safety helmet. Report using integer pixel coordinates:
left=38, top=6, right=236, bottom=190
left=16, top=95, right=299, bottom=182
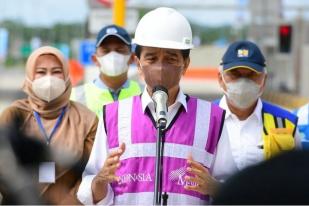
left=133, top=7, right=194, bottom=50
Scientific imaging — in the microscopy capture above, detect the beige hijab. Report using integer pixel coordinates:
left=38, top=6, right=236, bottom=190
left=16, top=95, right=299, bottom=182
left=13, top=46, right=72, bottom=118
left=7, top=47, right=98, bottom=200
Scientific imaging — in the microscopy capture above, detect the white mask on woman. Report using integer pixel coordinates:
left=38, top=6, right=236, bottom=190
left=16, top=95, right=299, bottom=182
left=97, top=51, right=130, bottom=76
left=222, top=75, right=263, bottom=109
left=31, top=75, right=66, bottom=102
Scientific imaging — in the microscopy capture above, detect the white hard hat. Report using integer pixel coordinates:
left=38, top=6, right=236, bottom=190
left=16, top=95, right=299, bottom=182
left=133, top=7, right=194, bottom=50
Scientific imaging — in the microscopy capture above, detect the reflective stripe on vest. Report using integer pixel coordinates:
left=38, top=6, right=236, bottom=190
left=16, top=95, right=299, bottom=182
left=114, top=192, right=206, bottom=205
left=262, top=101, right=298, bottom=159
left=104, top=95, right=225, bottom=205
left=71, top=80, right=141, bottom=116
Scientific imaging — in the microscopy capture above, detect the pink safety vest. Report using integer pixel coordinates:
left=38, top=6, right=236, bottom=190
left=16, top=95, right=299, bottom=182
left=103, top=95, right=225, bottom=205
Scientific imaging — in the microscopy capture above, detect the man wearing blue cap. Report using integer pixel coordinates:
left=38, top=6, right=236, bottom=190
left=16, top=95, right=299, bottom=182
left=71, top=24, right=141, bottom=116
left=211, top=40, right=301, bottom=183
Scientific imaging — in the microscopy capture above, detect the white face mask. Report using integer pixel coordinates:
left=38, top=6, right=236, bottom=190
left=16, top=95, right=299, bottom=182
left=31, top=75, right=66, bottom=102
left=222, top=75, right=263, bottom=109
left=97, top=51, right=130, bottom=76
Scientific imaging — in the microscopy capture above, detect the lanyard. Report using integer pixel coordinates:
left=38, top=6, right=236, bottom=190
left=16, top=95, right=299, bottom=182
left=34, top=107, right=66, bottom=145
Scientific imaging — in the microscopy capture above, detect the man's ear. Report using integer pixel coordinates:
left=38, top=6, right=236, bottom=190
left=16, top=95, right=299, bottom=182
left=134, top=56, right=144, bottom=79
left=263, top=73, right=268, bottom=87
left=218, top=71, right=225, bottom=91
left=182, top=57, right=190, bottom=75
left=92, top=54, right=100, bottom=67
left=127, top=53, right=134, bottom=65
left=260, top=73, right=268, bottom=92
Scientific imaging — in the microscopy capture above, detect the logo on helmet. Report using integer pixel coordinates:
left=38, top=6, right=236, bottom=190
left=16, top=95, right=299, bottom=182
left=183, top=37, right=191, bottom=45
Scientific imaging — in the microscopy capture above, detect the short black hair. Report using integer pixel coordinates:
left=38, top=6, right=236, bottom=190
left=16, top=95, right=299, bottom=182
left=134, top=45, right=190, bottom=60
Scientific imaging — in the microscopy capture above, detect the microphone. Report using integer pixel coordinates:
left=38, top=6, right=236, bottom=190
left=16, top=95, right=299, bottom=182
left=152, top=86, right=168, bottom=129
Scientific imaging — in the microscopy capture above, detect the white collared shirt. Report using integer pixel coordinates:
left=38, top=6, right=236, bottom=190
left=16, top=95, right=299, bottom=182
left=77, top=88, right=188, bottom=205
left=141, top=87, right=188, bottom=127
left=212, top=96, right=301, bottom=182
left=212, top=96, right=264, bottom=182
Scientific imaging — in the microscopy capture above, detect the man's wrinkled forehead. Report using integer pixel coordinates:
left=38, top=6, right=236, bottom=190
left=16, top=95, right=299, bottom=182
left=224, top=67, right=266, bottom=80
left=141, top=46, right=182, bottom=57
left=225, top=67, right=259, bottom=75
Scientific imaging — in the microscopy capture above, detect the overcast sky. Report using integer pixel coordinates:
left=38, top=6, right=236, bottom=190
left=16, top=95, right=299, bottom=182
left=0, top=0, right=89, bottom=26
left=1, top=0, right=309, bottom=27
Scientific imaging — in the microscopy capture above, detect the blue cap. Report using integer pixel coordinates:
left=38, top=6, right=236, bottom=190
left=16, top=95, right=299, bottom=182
left=96, top=24, right=131, bottom=47
left=221, top=41, right=266, bottom=73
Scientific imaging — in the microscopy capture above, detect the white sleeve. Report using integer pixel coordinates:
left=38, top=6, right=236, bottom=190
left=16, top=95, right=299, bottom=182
left=77, top=117, right=114, bottom=205
left=210, top=125, right=236, bottom=183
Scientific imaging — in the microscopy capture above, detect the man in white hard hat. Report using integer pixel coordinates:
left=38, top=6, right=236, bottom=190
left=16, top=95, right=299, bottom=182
left=77, top=7, right=225, bottom=205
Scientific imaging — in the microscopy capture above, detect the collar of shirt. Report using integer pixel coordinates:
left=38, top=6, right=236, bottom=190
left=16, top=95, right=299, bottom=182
left=219, top=95, right=263, bottom=124
left=141, top=87, right=188, bottom=114
left=93, top=76, right=130, bottom=92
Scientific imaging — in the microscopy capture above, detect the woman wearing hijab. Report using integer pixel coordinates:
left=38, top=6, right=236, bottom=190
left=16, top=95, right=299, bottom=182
left=0, top=46, right=98, bottom=204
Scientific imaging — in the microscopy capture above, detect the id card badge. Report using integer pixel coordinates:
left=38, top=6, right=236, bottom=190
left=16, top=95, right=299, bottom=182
left=39, top=162, right=55, bottom=183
